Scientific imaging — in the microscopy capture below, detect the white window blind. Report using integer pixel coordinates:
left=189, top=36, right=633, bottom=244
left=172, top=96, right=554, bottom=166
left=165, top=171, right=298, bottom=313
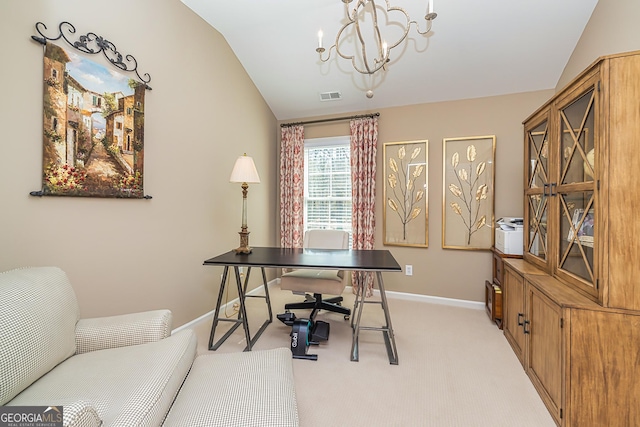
left=304, top=137, right=352, bottom=239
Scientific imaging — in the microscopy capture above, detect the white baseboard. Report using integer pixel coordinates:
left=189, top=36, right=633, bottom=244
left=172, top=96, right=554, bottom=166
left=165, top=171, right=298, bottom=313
left=371, top=288, right=485, bottom=310
left=174, top=280, right=483, bottom=333
left=172, top=278, right=280, bottom=334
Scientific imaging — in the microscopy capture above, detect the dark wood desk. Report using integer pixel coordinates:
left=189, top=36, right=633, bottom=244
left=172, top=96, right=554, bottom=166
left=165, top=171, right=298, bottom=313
left=203, top=247, right=402, bottom=364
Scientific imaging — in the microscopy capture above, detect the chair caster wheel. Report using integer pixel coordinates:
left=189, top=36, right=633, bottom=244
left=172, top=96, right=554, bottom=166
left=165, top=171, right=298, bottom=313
left=344, top=315, right=350, bottom=320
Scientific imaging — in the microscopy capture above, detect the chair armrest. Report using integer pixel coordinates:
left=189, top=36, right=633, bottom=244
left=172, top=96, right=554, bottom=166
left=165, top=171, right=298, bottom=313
left=75, top=309, right=172, bottom=354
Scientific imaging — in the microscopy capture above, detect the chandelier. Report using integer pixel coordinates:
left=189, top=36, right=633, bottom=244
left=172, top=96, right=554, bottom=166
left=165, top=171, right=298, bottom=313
left=316, top=0, right=437, bottom=98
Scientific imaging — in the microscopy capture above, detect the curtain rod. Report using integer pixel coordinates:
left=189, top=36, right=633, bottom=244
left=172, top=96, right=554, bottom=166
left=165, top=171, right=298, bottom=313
left=280, top=112, right=380, bottom=128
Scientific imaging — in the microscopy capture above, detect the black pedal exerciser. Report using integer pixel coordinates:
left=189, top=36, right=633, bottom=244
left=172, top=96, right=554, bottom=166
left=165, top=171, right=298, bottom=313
left=277, top=312, right=330, bottom=361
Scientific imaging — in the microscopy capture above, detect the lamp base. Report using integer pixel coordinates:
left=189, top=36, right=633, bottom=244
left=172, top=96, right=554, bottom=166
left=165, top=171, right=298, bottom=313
left=235, top=230, right=252, bottom=254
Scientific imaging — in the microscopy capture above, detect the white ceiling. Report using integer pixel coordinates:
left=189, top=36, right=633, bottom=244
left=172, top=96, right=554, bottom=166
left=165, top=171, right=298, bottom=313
left=181, top=0, right=598, bottom=121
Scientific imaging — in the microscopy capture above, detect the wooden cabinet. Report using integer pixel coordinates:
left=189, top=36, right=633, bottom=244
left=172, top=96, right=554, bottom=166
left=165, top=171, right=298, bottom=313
left=523, top=51, right=640, bottom=311
left=503, top=259, right=640, bottom=426
left=514, top=51, right=640, bottom=426
left=503, top=259, right=545, bottom=366
left=526, top=284, right=563, bottom=424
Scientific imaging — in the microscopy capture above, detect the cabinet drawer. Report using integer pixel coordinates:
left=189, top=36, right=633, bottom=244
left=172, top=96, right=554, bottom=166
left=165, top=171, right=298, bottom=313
left=485, top=280, right=503, bottom=327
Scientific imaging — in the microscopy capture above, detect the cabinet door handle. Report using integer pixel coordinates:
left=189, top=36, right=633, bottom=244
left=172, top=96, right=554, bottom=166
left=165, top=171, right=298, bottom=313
left=518, top=313, right=524, bottom=326
left=523, top=320, right=531, bottom=334
left=549, top=182, right=557, bottom=197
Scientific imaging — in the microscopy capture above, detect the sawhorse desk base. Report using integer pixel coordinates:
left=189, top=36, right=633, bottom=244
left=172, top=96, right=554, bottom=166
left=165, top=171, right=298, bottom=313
left=208, top=265, right=272, bottom=352
left=350, top=271, right=399, bottom=365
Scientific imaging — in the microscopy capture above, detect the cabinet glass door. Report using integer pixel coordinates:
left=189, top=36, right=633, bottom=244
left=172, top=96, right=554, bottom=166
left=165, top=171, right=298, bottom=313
left=555, top=86, right=597, bottom=294
left=525, top=120, right=549, bottom=262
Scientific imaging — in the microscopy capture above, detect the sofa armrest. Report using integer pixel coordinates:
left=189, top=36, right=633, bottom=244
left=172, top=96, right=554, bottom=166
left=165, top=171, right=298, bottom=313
left=64, top=400, right=102, bottom=427
left=75, top=309, right=172, bottom=354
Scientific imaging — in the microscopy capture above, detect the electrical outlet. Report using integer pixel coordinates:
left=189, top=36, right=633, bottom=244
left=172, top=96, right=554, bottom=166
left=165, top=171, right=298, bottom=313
left=405, top=265, right=413, bottom=276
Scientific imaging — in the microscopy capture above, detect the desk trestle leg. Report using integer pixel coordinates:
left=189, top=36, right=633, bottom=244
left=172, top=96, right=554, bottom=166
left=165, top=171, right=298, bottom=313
left=208, top=266, right=272, bottom=352
left=350, top=271, right=399, bottom=365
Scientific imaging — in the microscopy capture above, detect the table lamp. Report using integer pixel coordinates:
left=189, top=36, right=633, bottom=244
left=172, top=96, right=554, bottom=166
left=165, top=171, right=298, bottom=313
left=229, top=153, right=260, bottom=254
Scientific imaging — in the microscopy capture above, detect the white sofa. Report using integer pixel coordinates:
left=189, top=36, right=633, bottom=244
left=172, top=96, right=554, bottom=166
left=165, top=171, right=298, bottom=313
left=0, top=267, right=298, bottom=427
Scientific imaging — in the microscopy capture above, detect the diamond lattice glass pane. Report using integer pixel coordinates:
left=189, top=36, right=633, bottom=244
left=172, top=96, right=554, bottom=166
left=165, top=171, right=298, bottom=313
left=560, top=89, right=595, bottom=185
left=559, top=191, right=595, bottom=283
left=528, top=194, right=547, bottom=259
left=528, top=121, right=549, bottom=189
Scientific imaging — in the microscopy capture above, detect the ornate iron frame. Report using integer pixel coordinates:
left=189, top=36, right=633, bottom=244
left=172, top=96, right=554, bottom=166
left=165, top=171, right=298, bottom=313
left=31, top=21, right=152, bottom=90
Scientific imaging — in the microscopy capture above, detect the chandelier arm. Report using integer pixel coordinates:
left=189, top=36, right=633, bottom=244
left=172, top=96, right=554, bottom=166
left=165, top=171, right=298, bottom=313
left=409, top=18, right=435, bottom=36
left=371, top=0, right=388, bottom=70
left=355, top=5, right=373, bottom=74
left=385, top=5, right=411, bottom=50
left=317, top=44, right=338, bottom=63
left=334, top=23, right=355, bottom=62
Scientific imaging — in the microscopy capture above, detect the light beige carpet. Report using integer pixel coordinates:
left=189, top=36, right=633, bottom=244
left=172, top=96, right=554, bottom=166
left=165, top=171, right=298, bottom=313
left=187, top=285, right=556, bottom=427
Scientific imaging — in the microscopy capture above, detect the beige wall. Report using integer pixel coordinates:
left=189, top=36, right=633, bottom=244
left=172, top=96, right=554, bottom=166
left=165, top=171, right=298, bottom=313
left=557, top=0, right=640, bottom=90
left=4, top=0, right=627, bottom=324
left=0, top=0, right=278, bottom=326
left=280, top=90, right=553, bottom=302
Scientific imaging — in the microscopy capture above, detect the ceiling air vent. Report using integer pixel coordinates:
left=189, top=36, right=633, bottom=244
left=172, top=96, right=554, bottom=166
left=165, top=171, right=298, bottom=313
left=319, top=91, right=342, bottom=101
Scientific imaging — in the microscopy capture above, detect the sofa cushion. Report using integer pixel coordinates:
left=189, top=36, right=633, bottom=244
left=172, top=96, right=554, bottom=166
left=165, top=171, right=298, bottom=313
left=7, top=329, right=197, bottom=427
left=0, top=267, right=80, bottom=405
left=162, top=347, right=298, bottom=427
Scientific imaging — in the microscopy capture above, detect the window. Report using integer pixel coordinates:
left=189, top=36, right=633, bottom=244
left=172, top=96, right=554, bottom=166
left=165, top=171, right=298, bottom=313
left=304, top=136, right=352, bottom=239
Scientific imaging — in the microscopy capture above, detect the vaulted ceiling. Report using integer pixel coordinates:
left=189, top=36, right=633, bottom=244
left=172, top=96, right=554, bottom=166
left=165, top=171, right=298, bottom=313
left=181, top=0, right=598, bottom=120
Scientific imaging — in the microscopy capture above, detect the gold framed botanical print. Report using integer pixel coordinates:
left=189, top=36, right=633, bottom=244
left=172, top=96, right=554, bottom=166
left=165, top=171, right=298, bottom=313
left=383, top=140, right=428, bottom=247
left=442, top=135, right=495, bottom=250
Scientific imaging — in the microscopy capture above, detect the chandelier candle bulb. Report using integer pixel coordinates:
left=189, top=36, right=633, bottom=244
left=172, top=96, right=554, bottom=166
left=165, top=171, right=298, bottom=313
left=428, top=0, right=433, bottom=15
left=318, top=30, right=323, bottom=49
left=382, top=41, right=388, bottom=59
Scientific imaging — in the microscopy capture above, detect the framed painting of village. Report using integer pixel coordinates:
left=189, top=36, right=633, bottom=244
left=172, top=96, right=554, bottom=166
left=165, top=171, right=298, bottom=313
left=40, top=40, right=146, bottom=198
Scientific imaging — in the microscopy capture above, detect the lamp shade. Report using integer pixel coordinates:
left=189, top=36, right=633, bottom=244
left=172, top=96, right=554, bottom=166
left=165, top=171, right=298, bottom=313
left=229, top=154, right=261, bottom=183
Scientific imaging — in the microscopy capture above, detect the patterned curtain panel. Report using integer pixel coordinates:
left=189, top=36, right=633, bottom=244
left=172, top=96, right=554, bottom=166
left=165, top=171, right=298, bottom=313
left=279, top=125, right=305, bottom=248
left=350, top=117, right=378, bottom=297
